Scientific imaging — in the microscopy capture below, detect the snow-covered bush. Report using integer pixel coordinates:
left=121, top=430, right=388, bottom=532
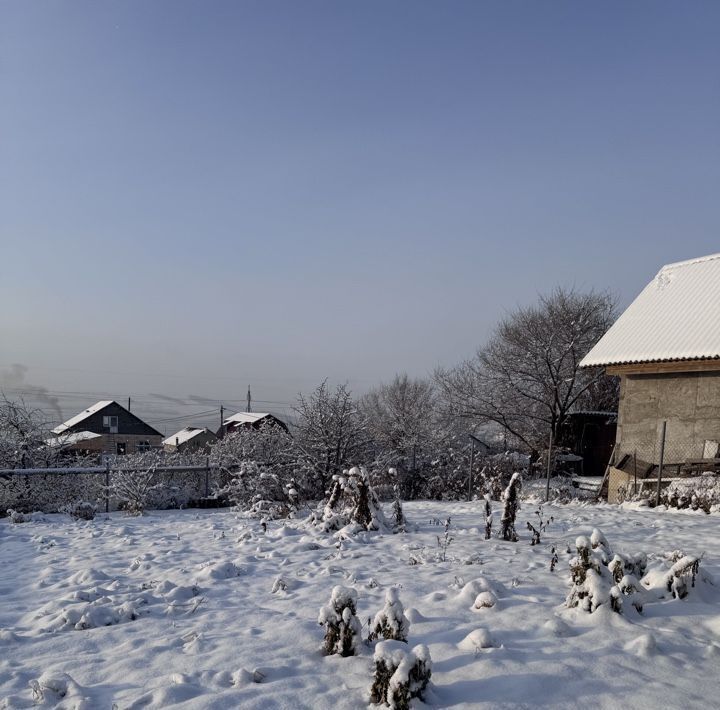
left=66, top=501, right=96, bottom=521
left=566, top=530, right=645, bottom=614
left=6, top=508, right=27, bottom=524
left=566, top=535, right=619, bottom=613
left=500, top=473, right=521, bottom=542
left=318, top=585, right=362, bottom=656
left=370, top=640, right=432, bottom=709
left=320, top=466, right=387, bottom=532
left=665, top=555, right=701, bottom=599
left=110, top=468, right=162, bottom=515
left=659, top=476, right=720, bottom=513
left=370, top=588, right=410, bottom=642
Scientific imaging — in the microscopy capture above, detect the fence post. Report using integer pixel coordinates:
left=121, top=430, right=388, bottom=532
left=633, top=449, right=637, bottom=497
left=656, top=421, right=667, bottom=507
left=205, top=456, right=210, bottom=497
left=105, top=461, right=110, bottom=513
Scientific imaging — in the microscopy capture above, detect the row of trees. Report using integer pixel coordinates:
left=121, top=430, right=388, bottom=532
left=1, top=288, right=618, bottom=503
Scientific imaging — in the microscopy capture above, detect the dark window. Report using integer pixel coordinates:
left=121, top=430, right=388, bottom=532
left=103, top=415, right=119, bottom=433
left=137, top=441, right=151, bottom=452
left=116, top=442, right=127, bottom=455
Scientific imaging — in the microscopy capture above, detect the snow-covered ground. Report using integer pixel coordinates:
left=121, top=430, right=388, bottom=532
left=1, top=500, right=719, bottom=709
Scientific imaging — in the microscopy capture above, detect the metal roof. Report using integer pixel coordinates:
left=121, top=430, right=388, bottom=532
left=52, top=401, right=114, bottom=434
left=163, top=427, right=215, bottom=446
left=581, top=253, right=720, bottom=367
left=223, top=412, right=272, bottom=426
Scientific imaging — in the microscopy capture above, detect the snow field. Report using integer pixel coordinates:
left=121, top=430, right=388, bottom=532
left=1, top=500, right=719, bottom=708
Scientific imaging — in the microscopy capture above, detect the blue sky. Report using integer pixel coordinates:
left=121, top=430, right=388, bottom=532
left=1, top=1, right=719, bottom=431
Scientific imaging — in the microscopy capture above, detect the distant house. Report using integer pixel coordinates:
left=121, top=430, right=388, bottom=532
left=220, top=412, right=288, bottom=437
left=581, top=253, right=720, bottom=501
left=51, top=400, right=163, bottom=456
left=163, top=427, right=217, bottom=453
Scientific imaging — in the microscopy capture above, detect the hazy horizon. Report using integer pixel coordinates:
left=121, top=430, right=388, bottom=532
left=2, top=1, right=719, bottom=434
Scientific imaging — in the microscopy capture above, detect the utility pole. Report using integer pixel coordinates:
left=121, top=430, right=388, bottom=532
left=127, top=396, right=131, bottom=412
left=220, top=405, right=224, bottom=438
left=246, top=386, right=252, bottom=413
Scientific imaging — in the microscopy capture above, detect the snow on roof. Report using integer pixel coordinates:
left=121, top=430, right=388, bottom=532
left=581, top=253, right=720, bottom=367
left=223, top=412, right=272, bottom=426
left=163, top=427, right=214, bottom=446
left=52, top=401, right=115, bottom=434
left=46, top=431, right=102, bottom=448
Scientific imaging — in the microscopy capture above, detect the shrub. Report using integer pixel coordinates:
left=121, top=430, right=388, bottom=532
left=370, top=588, right=410, bottom=642
left=500, top=473, right=521, bottom=542
left=370, top=641, right=432, bottom=709
left=318, top=585, right=362, bottom=656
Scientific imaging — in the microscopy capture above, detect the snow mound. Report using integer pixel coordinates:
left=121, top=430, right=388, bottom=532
left=458, top=628, right=497, bottom=651
left=472, top=591, right=498, bottom=611
left=455, top=577, right=498, bottom=606
left=194, top=560, right=247, bottom=581
left=542, top=618, right=573, bottom=638
left=624, top=633, right=657, bottom=657
left=29, top=671, right=92, bottom=709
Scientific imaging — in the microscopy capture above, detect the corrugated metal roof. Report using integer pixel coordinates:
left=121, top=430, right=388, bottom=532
left=581, top=253, right=720, bottom=367
left=52, top=401, right=114, bottom=434
left=163, top=427, right=214, bottom=446
left=223, top=412, right=271, bottom=426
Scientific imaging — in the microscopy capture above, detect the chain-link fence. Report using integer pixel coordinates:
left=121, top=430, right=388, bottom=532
left=611, top=420, right=720, bottom=503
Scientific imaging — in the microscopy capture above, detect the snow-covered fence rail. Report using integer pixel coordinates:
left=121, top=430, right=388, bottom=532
left=0, top=464, right=228, bottom=514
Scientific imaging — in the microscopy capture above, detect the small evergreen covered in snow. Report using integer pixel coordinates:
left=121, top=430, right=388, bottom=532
left=370, top=640, right=432, bottom=709
left=370, top=588, right=410, bottom=643
left=320, top=466, right=387, bottom=532
left=318, top=585, right=362, bottom=656
left=500, top=473, right=521, bottom=542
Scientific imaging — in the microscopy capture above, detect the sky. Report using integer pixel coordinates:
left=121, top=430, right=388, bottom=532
left=1, top=0, right=719, bottom=434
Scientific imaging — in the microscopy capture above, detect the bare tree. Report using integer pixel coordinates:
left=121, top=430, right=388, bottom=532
left=436, top=288, right=616, bottom=452
left=360, top=374, right=447, bottom=497
left=293, top=381, right=367, bottom=495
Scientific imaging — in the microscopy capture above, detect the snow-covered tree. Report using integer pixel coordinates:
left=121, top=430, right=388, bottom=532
left=320, top=466, right=387, bottom=532
left=318, top=585, right=362, bottom=656
left=294, top=381, right=368, bottom=496
left=0, top=395, right=70, bottom=468
left=370, top=588, right=410, bottom=643
left=500, top=473, right=521, bottom=542
left=391, top=484, right=406, bottom=533
left=435, top=288, right=617, bottom=453
left=109, top=455, right=164, bottom=515
left=360, top=374, right=448, bottom=499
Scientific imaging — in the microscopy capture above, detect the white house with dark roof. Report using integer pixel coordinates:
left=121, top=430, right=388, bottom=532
left=581, top=252, right=720, bottom=501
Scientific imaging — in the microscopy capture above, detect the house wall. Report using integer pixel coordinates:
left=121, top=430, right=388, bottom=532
left=68, top=434, right=163, bottom=456
left=616, top=370, right=720, bottom=464
left=165, top=431, right=217, bottom=453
